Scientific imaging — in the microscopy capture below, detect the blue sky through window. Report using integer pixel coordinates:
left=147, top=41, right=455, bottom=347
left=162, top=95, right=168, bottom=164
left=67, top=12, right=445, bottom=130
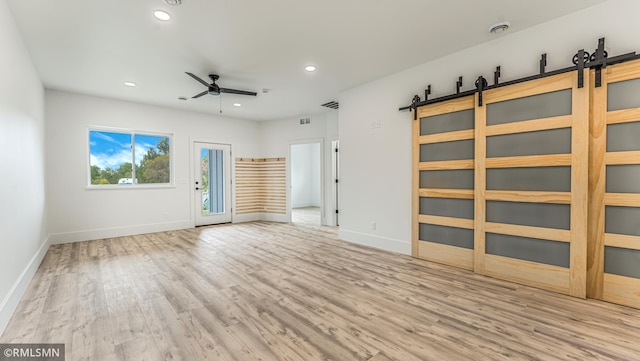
left=89, top=131, right=132, bottom=170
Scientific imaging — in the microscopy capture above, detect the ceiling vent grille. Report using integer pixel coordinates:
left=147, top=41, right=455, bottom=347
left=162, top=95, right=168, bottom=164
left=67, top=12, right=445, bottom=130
left=321, top=101, right=339, bottom=109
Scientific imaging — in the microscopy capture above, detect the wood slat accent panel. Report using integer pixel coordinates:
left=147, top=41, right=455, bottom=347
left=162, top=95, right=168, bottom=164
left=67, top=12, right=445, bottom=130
left=485, top=154, right=571, bottom=168
left=235, top=158, right=286, bottom=215
left=418, top=215, right=474, bottom=230
left=418, top=188, right=474, bottom=199
left=485, top=222, right=571, bottom=243
left=417, top=241, right=473, bottom=271
left=485, top=190, right=571, bottom=204
left=604, top=193, right=640, bottom=207
left=607, top=108, right=640, bottom=125
left=605, top=151, right=640, bottom=165
left=603, top=273, right=640, bottom=309
left=486, top=115, right=572, bottom=137
left=419, top=160, right=474, bottom=171
left=484, top=72, right=574, bottom=105
left=484, top=254, right=570, bottom=295
left=419, top=129, right=475, bottom=144
left=605, top=233, right=640, bottom=251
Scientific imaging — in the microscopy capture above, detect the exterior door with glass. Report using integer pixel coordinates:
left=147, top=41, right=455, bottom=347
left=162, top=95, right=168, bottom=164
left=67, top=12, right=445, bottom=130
left=194, top=142, right=232, bottom=226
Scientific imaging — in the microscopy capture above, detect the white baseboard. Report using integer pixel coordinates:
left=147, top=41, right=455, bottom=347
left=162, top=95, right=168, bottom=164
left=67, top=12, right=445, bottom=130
left=0, top=235, right=51, bottom=336
left=234, top=213, right=289, bottom=223
left=338, top=229, right=411, bottom=255
left=48, top=220, right=193, bottom=244
left=261, top=213, right=289, bottom=223
left=233, top=213, right=262, bottom=223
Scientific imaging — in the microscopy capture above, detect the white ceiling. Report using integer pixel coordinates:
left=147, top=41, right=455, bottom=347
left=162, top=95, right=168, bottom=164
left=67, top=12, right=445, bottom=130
left=7, top=0, right=605, bottom=121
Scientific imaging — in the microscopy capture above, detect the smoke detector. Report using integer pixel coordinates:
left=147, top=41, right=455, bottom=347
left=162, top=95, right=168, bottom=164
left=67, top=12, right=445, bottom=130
left=163, top=0, right=182, bottom=5
left=489, top=21, right=510, bottom=34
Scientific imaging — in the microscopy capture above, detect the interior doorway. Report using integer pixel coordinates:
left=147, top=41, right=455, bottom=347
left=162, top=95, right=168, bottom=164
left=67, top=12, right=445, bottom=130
left=290, top=142, right=322, bottom=226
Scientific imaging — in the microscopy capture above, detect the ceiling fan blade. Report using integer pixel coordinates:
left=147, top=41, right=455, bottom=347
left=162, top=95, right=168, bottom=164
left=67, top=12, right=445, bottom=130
left=191, top=90, right=209, bottom=98
left=220, top=87, right=257, bottom=96
left=185, top=72, right=211, bottom=88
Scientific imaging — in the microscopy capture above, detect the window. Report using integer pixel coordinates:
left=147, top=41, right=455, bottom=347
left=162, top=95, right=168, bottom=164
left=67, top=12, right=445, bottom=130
left=89, top=129, right=172, bottom=186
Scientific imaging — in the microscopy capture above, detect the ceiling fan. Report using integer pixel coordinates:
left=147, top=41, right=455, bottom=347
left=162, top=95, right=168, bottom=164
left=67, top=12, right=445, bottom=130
left=185, top=72, right=257, bottom=98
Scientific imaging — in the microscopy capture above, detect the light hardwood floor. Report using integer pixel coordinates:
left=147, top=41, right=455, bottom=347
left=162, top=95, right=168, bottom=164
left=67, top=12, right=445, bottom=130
left=291, top=207, right=321, bottom=226
left=2, top=221, right=640, bottom=360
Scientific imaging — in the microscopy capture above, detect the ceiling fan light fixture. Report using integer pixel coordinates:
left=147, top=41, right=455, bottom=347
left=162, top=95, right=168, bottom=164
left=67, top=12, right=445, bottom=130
left=489, top=21, right=510, bottom=34
left=305, top=65, right=317, bottom=72
left=153, top=10, right=171, bottom=21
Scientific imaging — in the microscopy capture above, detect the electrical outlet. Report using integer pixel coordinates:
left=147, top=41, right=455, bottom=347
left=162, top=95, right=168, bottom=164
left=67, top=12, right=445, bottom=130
left=163, top=212, right=168, bottom=220
left=370, top=222, right=376, bottom=230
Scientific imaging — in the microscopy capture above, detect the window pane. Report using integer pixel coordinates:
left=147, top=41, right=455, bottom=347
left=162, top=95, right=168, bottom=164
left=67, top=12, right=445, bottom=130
left=135, top=134, right=171, bottom=184
left=89, top=131, right=133, bottom=185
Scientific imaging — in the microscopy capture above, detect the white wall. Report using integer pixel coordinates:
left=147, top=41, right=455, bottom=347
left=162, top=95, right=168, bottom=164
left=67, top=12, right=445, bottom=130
left=0, top=0, right=47, bottom=334
left=45, top=90, right=261, bottom=243
left=338, top=0, right=640, bottom=254
left=291, top=143, right=321, bottom=208
left=259, top=111, right=339, bottom=225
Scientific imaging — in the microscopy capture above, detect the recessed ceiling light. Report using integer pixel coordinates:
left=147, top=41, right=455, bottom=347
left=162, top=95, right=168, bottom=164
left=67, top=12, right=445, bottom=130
left=124, top=81, right=136, bottom=87
left=153, top=10, right=171, bottom=21
left=233, top=103, right=242, bottom=107
left=305, top=65, right=317, bottom=72
left=489, top=21, right=510, bottom=34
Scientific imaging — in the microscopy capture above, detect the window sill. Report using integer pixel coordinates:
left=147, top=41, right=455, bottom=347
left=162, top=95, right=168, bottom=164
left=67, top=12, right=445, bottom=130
left=86, top=184, right=176, bottom=190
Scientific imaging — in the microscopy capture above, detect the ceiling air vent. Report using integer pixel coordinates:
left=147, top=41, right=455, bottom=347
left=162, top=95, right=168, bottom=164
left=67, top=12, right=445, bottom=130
left=321, top=101, right=339, bottom=109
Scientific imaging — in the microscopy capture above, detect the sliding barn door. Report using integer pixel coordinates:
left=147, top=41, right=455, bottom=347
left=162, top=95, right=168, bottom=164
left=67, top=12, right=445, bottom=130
left=476, top=71, right=589, bottom=297
left=413, top=97, right=475, bottom=270
left=589, top=59, right=640, bottom=308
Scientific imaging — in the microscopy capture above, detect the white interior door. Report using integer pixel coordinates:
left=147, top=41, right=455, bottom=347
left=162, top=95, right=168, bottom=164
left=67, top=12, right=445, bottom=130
left=194, top=142, right=232, bottom=226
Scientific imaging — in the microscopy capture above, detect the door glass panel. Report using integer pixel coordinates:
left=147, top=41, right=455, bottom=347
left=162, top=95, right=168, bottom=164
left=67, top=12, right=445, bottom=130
left=608, top=78, right=640, bottom=111
left=420, top=170, right=474, bottom=189
left=486, top=89, right=572, bottom=125
left=486, top=233, right=570, bottom=268
left=606, top=165, right=640, bottom=193
left=420, top=140, right=474, bottom=162
left=607, top=121, right=640, bottom=152
left=486, top=201, right=571, bottom=230
left=604, top=247, right=640, bottom=279
left=419, top=197, right=474, bottom=219
left=201, top=148, right=225, bottom=215
left=420, top=109, right=474, bottom=135
left=487, top=167, right=571, bottom=192
left=605, top=206, right=640, bottom=236
left=487, top=128, right=571, bottom=158
left=419, top=223, right=474, bottom=249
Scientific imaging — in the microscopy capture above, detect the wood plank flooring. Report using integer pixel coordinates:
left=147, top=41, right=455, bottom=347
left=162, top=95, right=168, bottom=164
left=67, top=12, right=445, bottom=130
left=2, top=221, right=640, bottom=360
